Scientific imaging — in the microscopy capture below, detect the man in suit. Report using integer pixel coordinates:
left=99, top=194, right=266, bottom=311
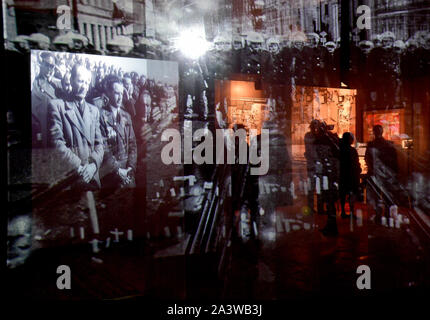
left=32, top=52, right=61, bottom=148
left=48, top=63, right=104, bottom=189
left=99, top=75, right=137, bottom=189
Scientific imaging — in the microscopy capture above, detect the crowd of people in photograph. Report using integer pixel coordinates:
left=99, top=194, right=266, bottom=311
left=10, top=29, right=430, bottom=93
left=31, top=51, right=178, bottom=191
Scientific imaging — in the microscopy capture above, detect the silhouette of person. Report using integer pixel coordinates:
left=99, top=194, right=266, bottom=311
left=304, top=119, right=323, bottom=214
left=365, top=125, right=399, bottom=209
left=365, top=125, right=398, bottom=180
left=339, top=132, right=361, bottom=219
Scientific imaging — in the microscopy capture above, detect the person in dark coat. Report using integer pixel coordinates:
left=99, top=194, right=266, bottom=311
left=32, top=52, right=61, bottom=148
left=99, top=75, right=137, bottom=190
left=48, top=64, right=104, bottom=189
left=304, top=119, right=323, bottom=214
left=365, top=125, right=399, bottom=208
left=365, top=125, right=398, bottom=179
left=339, top=132, right=361, bottom=219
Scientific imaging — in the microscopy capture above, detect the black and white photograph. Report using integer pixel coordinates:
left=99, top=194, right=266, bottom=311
left=4, top=0, right=430, bottom=313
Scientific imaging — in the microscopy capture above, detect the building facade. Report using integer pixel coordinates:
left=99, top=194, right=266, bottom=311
left=372, top=0, right=430, bottom=40
left=262, top=0, right=340, bottom=40
left=5, top=0, right=147, bottom=51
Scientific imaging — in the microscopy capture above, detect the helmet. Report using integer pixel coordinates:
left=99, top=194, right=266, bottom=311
left=358, top=40, right=374, bottom=54
left=11, top=35, right=30, bottom=52
left=291, top=31, right=307, bottom=50
left=246, top=31, right=264, bottom=52
left=266, top=37, right=280, bottom=54
left=232, top=34, right=243, bottom=50
left=28, top=33, right=50, bottom=50
left=306, top=32, right=320, bottom=47
left=381, top=31, right=395, bottom=40
left=393, top=40, right=405, bottom=53
left=107, top=35, right=134, bottom=54
left=381, top=31, right=395, bottom=48
left=12, top=35, right=30, bottom=44
left=423, top=33, right=430, bottom=49
left=214, top=34, right=231, bottom=52
left=279, top=34, right=290, bottom=48
left=371, top=34, right=382, bottom=47
left=324, top=41, right=336, bottom=53
left=406, top=38, right=418, bottom=50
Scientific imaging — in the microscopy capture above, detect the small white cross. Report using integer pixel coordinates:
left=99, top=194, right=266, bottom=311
left=110, top=228, right=124, bottom=242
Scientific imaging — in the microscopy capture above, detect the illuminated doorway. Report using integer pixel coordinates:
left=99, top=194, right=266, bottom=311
left=291, top=86, right=357, bottom=159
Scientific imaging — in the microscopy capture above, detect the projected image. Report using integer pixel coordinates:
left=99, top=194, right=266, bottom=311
left=28, top=50, right=179, bottom=252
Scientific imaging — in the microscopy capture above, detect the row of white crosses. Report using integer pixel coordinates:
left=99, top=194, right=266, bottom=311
left=298, top=175, right=331, bottom=196
left=69, top=191, right=136, bottom=255
left=70, top=226, right=134, bottom=254
left=258, top=180, right=297, bottom=199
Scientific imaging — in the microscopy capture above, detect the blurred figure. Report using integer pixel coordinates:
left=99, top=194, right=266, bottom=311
left=7, top=213, right=32, bottom=269
left=365, top=125, right=398, bottom=179
left=290, top=31, right=307, bottom=85
left=56, top=72, right=72, bottom=99
left=324, top=41, right=336, bottom=54
left=122, top=73, right=136, bottom=117
left=267, top=37, right=281, bottom=54
left=266, top=36, right=287, bottom=84
left=324, top=41, right=340, bottom=87
left=339, top=132, right=361, bottom=219
left=28, top=33, right=51, bottom=50
left=238, top=31, right=271, bottom=76
left=232, top=34, right=243, bottom=51
left=368, top=32, right=397, bottom=105
left=316, top=122, right=340, bottom=236
left=372, top=34, right=382, bottom=48
left=11, top=35, right=30, bottom=54
left=305, top=120, right=340, bottom=234
left=304, top=120, right=323, bottom=214
left=359, top=40, right=374, bottom=56
left=365, top=125, right=399, bottom=216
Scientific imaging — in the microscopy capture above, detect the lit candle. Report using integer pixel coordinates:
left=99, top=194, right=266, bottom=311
left=323, top=176, right=329, bottom=190
left=253, top=221, right=258, bottom=237
left=105, top=237, right=111, bottom=248
left=79, top=227, right=85, bottom=239
left=177, top=226, right=183, bottom=239
left=356, top=209, right=363, bottom=227
left=395, top=219, right=401, bottom=229
left=283, top=219, right=291, bottom=233
left=290, top=182, right=296, bottom=199
left=164, top=226, right=171, bottom=238
left=316, top=177, right=321, bottom=194
left=389, top=205, right=398, bottom=218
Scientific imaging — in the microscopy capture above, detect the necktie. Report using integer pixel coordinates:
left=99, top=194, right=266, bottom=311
left=78, top=101, right=85, bottom=117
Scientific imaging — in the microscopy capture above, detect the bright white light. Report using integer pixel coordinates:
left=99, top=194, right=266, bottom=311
left=174, top=28, right=210, bottom=60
